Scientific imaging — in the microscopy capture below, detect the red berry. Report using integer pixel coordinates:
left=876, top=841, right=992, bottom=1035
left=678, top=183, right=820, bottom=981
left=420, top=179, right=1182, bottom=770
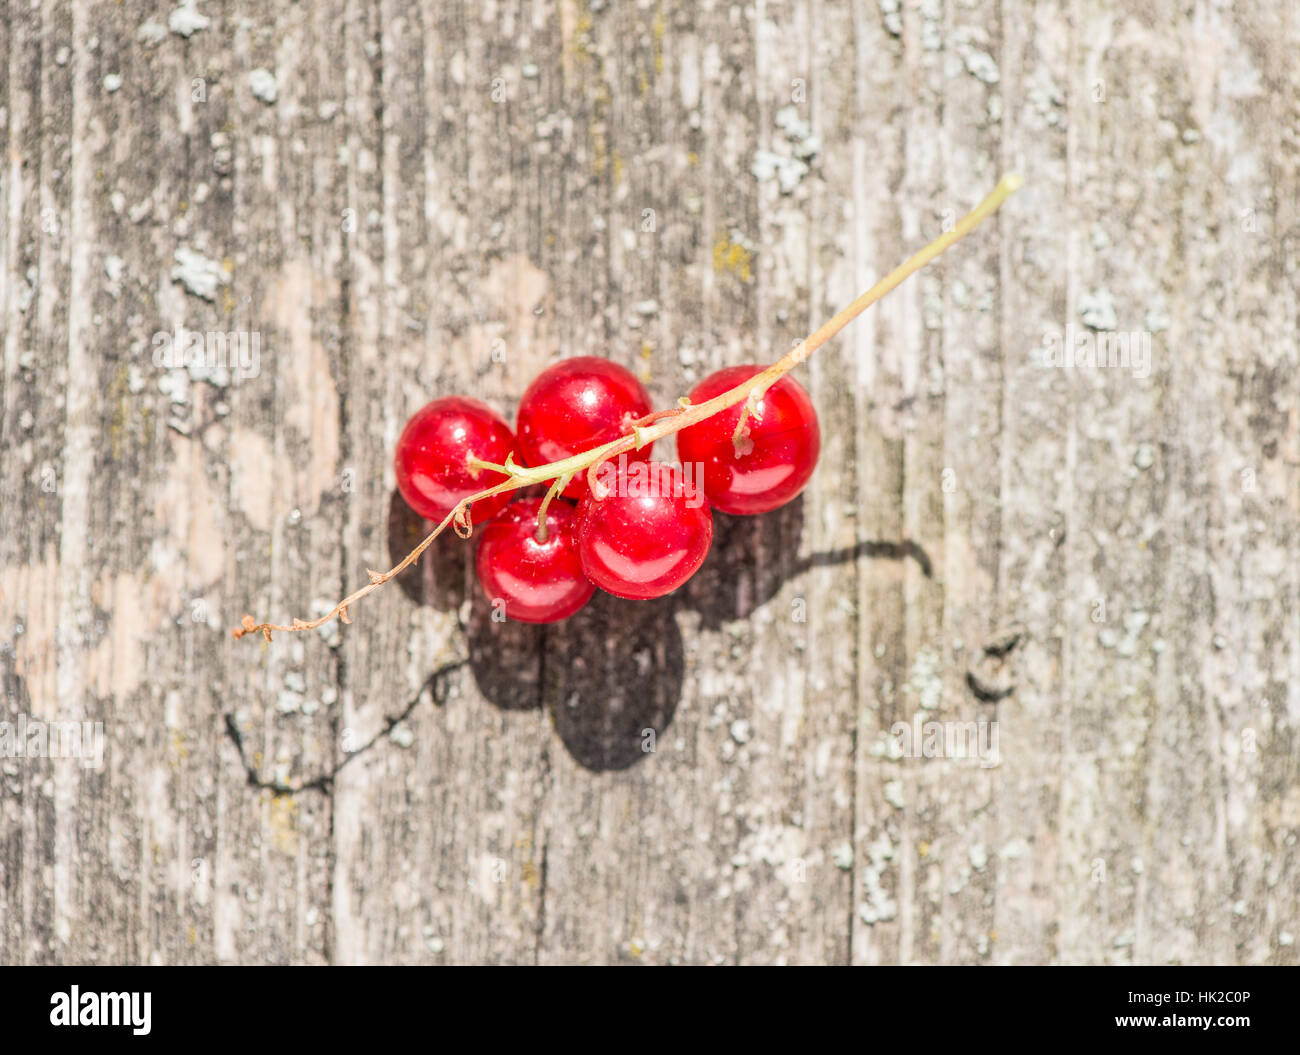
left=395, top=396, right=515, bottom=524
left=516, top=356, right=654, bottom=499
left=475, top=498, right=595, bottom=623
left=675, top=365, right=820, bottom=515
left=575, top=460, right=713, bottom=600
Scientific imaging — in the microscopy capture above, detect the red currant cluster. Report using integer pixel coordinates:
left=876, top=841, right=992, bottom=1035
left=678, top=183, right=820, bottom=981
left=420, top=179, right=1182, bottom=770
left=394, top=357, right=821, bottom=623
left=234, top=178, right=1017, bottom=645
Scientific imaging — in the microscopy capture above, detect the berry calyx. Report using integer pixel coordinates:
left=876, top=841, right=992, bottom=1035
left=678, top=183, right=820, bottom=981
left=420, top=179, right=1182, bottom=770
left=395, top=396, right=516, bottom=524
left=575, top=460, right=713, bottom=600
left=474, top=498, right=595, bottom=623
left=675, top=365, right=820, bottom=515
left=516, top=356, right=655, bottom=499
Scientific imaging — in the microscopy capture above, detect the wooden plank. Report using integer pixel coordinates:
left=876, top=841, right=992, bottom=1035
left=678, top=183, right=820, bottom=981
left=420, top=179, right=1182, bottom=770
left=1, top=0, right=63, bottom=964
left=328, top=0, right=553, bottom=964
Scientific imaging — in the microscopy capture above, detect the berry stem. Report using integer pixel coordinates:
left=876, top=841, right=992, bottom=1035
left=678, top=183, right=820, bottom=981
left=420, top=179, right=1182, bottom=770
left=630, top=407, right=689, bottom=428
left=466, top=454, right=527, bottom=479
left=534, top=473, right=571, bottom=542
left=234, top=175, right=1021, bottom=640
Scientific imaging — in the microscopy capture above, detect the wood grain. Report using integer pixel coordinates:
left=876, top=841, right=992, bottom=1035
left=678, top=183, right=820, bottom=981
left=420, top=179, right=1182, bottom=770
left=0, top=0, right=1295, bottom=965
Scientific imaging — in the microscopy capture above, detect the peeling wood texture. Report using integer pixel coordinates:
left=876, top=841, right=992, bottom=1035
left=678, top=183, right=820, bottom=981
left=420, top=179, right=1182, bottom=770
left=1, top=0, right=1298, bottom=966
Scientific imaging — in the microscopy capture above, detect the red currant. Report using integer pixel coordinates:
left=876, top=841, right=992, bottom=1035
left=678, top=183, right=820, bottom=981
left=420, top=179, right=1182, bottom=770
left=575, top=460, right=713, bottom=599
left=474, top=498, right=595, bottom=623
left=516, top=356, right=654, bottom=499
left=675, top=365, right=820, bottom=515
left=395, top=396, right=515, bottom=524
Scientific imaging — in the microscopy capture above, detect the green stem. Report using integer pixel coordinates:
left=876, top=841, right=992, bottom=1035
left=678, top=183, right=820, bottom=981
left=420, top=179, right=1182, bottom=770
left=535, top=473, right=571, bottom=542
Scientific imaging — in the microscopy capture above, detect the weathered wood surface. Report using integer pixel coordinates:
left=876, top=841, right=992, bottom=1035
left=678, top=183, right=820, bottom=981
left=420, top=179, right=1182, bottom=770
left=1, top=0, right=1296, bottom=965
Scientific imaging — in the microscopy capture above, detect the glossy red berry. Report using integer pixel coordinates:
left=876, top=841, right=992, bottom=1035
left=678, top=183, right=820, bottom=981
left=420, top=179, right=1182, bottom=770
left=675, top=365, right=820, bottom=515
left=395, top=396, right=515, bottom=524
left=516, top=356, right=654, bottom=499
left=475, top=498, right=595, bottom=623
left=575, top=460, right=713, bottom=600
